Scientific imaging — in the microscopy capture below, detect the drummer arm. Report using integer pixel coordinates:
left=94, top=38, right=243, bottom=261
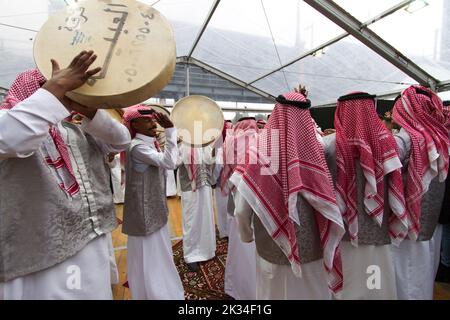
left=0, top=88, right=70, bottom=159
left=175, top=144, right=184, bottom=168
left=202, top=145, right=214, bottom=163
left=234, top=191, right=255, bottom=243
left=81, top=109, right=131, bottom=153
left=132, top=127, right=178, bottom=170
left=212, top=147, right=224, bottom=182
left=394, top=129, right=411, bottom=163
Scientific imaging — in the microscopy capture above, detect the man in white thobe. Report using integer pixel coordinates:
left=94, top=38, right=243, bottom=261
left=122, top=105, right=184, bottom=300
left=0, top=51, right=131, bottom=299
left=230, top=88, right=344, bottom=300
left=177, top=144, right=216, bottom=271
left=390, top=88, right=448, bottom=300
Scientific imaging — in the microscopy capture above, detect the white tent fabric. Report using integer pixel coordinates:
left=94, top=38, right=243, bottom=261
left=0, top=0, right=449, bottom=106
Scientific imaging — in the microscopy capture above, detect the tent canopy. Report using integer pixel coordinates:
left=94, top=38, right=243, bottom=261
left=1, top=0, right=449, bottom=108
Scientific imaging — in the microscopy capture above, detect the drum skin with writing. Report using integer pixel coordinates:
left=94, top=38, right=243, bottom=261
left=34, top=0, right=176, bottom=109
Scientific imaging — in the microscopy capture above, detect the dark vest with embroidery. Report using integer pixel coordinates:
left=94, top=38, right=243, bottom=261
left=122, top=140, right=168, bottom=236
left=252, top=140, right=337, bottom=265
left=178, top=163, right=215, bottom=192
left=0, top=122, right=117, bottom=282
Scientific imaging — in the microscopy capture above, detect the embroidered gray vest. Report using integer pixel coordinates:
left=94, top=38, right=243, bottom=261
left=323, top=134, right=391, bottom=245
left=394, top=133, right=445, bottom=240
left=253, top=195, right=323, bottom=265
left=122, top=140, right=168, bottom=236
left=252, top=140, right=337, bottom=266
left=178, top=162, right=215, bottom=192
left=0, top=122, right=117, bottom=282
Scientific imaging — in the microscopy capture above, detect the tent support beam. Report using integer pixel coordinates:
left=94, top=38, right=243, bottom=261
left=438, top=80, right=450, bottom=93
left=303, top=0, right=438, bottom=89
left=249, top=34, right=346, bottom=85
left=177, top=56, right=275, bottom=100
left=313, top=80, right=450, bottom=108
left=187, top=0, right=221, bottom=59
left=248, top=0, right=416, bottom=85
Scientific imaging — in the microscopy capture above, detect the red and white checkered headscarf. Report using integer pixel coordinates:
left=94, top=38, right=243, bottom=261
left=334, top=92, right=408, bottom=246
left=0, top=69, right=80, bottom=197
left=256, top=119, right=266, bottom=128
left=122, top=104, right=155, bottom=139
left=392, top=85, right=449, bottom=239
left=220, top=117, right=258, bottom=195
left=121, top=104, right=157, bottom=173
left=443, top=101, right=450, bottom=132
left=222, top=120, right=233, bottom=142
left=231, top=92, right=345, bottom=295
left=213, top=119, right=233, bottom=155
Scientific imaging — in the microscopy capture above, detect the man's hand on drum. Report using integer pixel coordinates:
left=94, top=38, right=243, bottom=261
left=154, top=112, right=174, bottom=128
left=43, top=50, right=101, bottom=100
left=42, top=50, right=102, bottom=118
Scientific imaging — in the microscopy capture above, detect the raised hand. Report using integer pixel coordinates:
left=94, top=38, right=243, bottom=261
left=323, top=128, right=336, bottom=136
left=43, top=50, right=101, bottom=100
left=154, top=112, right=174, bottom=128
left=294, top=84, right=308, bottom=97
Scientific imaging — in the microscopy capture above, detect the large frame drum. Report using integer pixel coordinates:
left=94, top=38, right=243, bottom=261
left=34, top=0, right=176, bottom=109
left=171, top=95, right=224, bottom=147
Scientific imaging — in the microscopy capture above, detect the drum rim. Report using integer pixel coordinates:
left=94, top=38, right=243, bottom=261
left=171, top=95, right=224, bottom=147
left=105, top=108, right=124, bottom=123
left=32, top=0, right=176, bottom=108
left=144, top=103, right=171, bottom=116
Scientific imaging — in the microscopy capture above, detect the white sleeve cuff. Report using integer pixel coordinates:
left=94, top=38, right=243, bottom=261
left=35, top=88, right=71, bottom=122
left=165, top=127, right=177, bottom=142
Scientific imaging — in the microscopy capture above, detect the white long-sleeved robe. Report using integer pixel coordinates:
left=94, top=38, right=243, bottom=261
left=166, top=170, right=177, bottom=197
left=223, top=192, right=257, bottom=300
left=125, top=130, right=184, bottom=300
left=391, top=128, right=443, bottom=300
left=178, top=145, right=216, bottom=264
left=213, top=147, right=230, bottom=238
left=108, top=153, right=125, bottom=204
left=0, top=88, right=131, bottom=299
left=232, top=190, right=330, bottom=300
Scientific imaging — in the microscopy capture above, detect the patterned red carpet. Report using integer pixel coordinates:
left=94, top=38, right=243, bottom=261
left=172, top=236, right=233, bottom=300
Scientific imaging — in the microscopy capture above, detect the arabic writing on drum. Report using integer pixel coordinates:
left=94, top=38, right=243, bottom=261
left=89, top=3, right=129, bottom=85
left=126, top=8, right=155, bottom=84
left=55, top=1, right=157, bottom=86
left=35, top=0, right=176, bottom=108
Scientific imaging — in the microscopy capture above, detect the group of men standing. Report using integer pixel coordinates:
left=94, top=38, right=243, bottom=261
left=225, top=86, right=449, bottom=300
left=0, top=50, right=449, bottom=300
left=0, top=50, right=227, bottom=300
